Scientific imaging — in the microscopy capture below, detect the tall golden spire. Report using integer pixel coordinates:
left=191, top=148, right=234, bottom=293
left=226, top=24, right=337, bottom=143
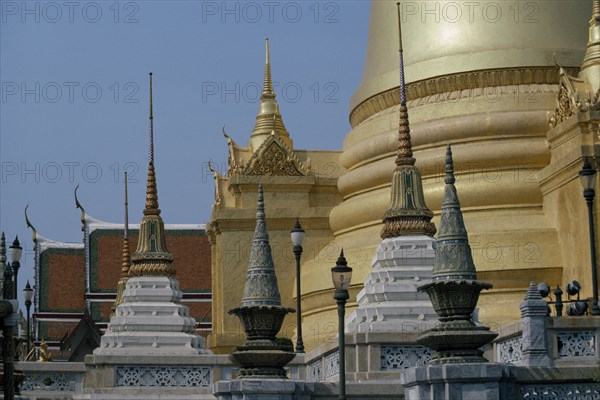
left=381, top=3, right=435, bottom=238
left=113, top=172, right=131, bottom=312
left=128, top=73, right=174, bottom=277
left=249, top=38, right=292, bottom=152
left=262, top=38, right=275, bottom=100
left=580, top=0, right=600, bottom=92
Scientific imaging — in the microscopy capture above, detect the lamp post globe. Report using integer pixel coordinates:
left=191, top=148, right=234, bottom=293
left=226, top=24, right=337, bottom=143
left=23, top=280, right=34, bottom=355
left=291, top=218, right=305, bottom=353
left=8, top=236, right=22, bottom=299
left=579, top=159, right=599, bottom=315
left=331, top=250, right=352, bottom=400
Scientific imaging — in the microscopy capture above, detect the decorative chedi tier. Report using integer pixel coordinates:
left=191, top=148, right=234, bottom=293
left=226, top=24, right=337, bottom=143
left=417, top=145, right=497, bottom=364
left=96, top=73, right=207, bottom=355
left=228, top=183, right=295, bottom=378
left=347, top=3, right=437, bottom=334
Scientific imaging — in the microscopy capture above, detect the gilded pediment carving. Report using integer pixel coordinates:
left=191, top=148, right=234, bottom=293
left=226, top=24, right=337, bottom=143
left=549, top=67, right=600, bottom=128
left=243, top=136, right=306, bottom=176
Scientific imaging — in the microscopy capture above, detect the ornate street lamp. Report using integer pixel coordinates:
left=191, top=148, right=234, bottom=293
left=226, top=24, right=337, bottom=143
left=579, top=158, right=599, bottom=315
left=331, top=250, right=352, bottom=400
left=290, top=218, right=305, bottom=353
left=23, top=281, right=33, bottom=355
left=8, top=236, right=22, bottom=300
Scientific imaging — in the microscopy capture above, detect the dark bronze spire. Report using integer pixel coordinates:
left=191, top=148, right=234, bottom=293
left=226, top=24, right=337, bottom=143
left=113, top=172, right=131, bottom=311
left=240, top=183, right=284, bottom=306
left=432, top=145, right=476, bottom=281
left=381, top=3, right=435, bottom=238
left=128, top=73, right=174, bottom=277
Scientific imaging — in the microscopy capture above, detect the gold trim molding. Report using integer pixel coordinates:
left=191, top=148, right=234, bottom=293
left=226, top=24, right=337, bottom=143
left=349, top=67, right=580, bottom=128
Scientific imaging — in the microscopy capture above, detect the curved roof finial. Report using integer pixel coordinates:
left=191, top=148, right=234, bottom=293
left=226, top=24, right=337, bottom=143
left=74, top=184, right=86, bottom=228
left=24, top=205, right=38, bottom=243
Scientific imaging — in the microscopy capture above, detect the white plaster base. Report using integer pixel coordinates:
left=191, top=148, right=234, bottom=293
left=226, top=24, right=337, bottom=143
left=347, top=235, right=437, bottom=334
left=95, top=276, right=208, bottom=355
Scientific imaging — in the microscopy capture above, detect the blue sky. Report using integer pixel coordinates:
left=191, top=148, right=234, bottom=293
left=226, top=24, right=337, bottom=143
left=0, top=1, right=371, bottom=295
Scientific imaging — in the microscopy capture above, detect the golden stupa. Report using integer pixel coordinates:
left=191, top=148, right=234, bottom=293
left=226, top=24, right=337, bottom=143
left=208, top=1, right=599, bottom=352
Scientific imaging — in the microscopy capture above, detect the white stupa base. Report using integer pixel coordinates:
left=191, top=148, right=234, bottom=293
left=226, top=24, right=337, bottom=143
left=95, top=275, right=209, bottom=355
left=347, top=235, right=437, bottom=334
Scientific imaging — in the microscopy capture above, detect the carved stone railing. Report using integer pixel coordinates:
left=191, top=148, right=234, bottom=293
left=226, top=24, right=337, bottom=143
left=493, top=317, right=600, bottom=366
left=496, top=334, right=524, bottom=364
left=380, top=345, right=434, bottom=370
left=301, top=340, right=340, bottom=382
left=556, top=330, right=596, bottom=359
left=519, top=383, right=600, bottom=400
left=115, top=365, right=212, bottom=387
left=17, top=361, right=86, bottom=397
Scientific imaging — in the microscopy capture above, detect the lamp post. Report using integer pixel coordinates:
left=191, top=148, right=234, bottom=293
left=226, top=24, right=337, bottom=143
left=23, top=280, right=33, bottom=355
left=290, top=218, right=305, bottom=353
left=8, top=236, right=22, bottom=299
left=579, top=158, right=600, bottom=315
left=331, top=250, right=352, bottom=400
left=1, top=232, right=17, bottom=400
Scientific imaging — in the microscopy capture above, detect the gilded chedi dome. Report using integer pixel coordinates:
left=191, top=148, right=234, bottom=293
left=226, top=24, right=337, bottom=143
left=318, top=1, right=593, bottom=331
left=351, top=0, right=590, bottom=121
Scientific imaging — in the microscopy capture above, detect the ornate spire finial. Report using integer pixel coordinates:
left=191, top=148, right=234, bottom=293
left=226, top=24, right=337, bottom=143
left=395, top=2, right=415, bottom=167
left=381, top=2, right=435, bottom=238
left=432, top=144, right=476, bottom=280
left=236, top=182, right=288, bottom=307
left=262, top=38, right=275, bottom=99
left=144, top=72, right=159, bottom=215
left=250, top=39, right=292, bottom=152
left=257, top=182, right=265, bottom=221
left=113, top=172, right=131, bottom=311
left=445, top=144, right=455, bottom=184
left=594, top=0, right=600, bottom=19
left=122, top=171, right=130, bottom=270
left=128, top=74, right=174, bottom=277
left=149, top=72, right=154, bottom=164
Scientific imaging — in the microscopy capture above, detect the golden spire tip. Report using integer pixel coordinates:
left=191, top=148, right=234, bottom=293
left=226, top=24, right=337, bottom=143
left=265, top=37, right=270, bottom=65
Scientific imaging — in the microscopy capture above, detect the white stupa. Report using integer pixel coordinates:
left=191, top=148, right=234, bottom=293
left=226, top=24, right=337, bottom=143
left=95, top=73, right=208, bottom=355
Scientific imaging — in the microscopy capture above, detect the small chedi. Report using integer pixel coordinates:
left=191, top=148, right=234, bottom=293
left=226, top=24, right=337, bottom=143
left=95, top=73, right=207, bottom=355
left=417, top=145, right=498, bottom=363
left=228, top=183, right=296, bottom=378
